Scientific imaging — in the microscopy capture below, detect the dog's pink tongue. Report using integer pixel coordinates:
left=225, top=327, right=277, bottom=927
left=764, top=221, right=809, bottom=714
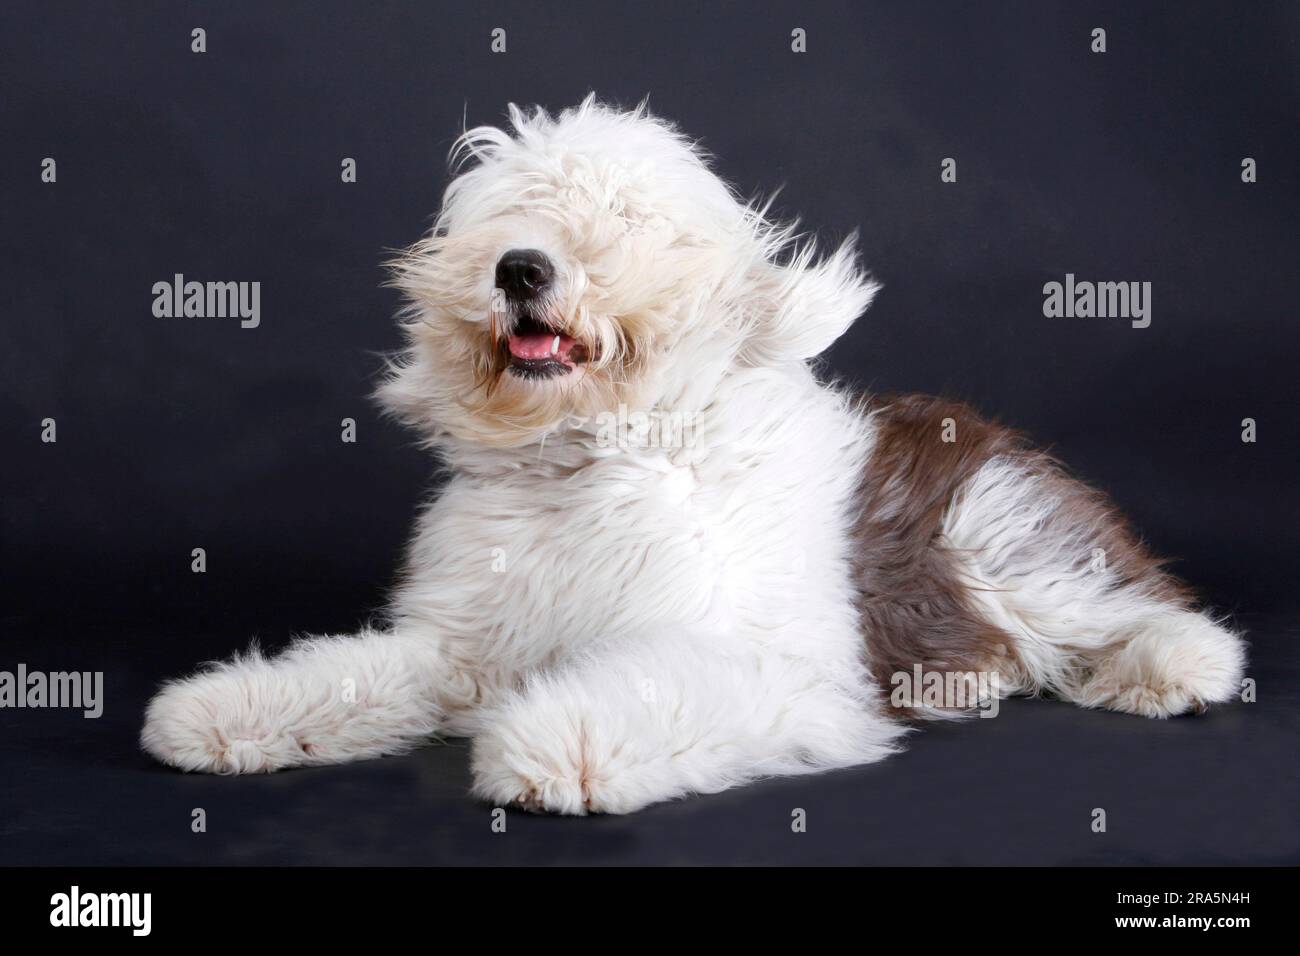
left=509, top=332, right=575, bottom=361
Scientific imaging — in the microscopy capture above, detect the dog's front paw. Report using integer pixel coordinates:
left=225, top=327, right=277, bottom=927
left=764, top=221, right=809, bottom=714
left=141, top=668, right=314, bottom=774
left=470, top=707, right=665, bottom=815
left=469, top=718, right=595, bottom=815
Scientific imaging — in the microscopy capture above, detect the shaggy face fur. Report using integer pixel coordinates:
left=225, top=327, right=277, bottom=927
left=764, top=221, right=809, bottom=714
left=140, top=98, right=1246, bottom=814
left=379, top=99, right=875, bottom=448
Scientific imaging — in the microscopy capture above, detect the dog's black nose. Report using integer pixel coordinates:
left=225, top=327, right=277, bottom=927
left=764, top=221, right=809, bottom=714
left=495, top=249, right=554, bottom=301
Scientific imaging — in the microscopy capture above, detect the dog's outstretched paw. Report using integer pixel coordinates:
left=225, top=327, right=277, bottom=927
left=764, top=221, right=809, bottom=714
left=1080, top=612, right=1246, bottom=719
left=140, top=671, right=313, bottom=774
left=1095, top=681, right=1216, bottom=719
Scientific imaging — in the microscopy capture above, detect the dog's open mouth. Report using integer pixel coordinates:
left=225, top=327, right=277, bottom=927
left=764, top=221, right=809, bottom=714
left=505, top=313, right=589, bottom=380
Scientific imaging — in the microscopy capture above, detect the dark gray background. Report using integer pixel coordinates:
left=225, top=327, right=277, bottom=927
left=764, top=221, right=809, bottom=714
left=1, top=1, right=1296, bottom=865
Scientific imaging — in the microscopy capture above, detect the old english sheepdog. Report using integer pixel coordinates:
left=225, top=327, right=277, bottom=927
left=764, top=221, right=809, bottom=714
left=141, top=97, right=1245, bottom=814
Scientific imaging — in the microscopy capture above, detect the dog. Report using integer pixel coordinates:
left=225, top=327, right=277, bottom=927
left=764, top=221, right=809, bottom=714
left=141, top=97, right=1246, bottom=814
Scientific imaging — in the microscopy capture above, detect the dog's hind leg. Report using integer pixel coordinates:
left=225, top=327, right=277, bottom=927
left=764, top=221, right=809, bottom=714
left=141, top=628, right=449, bottom=773
left=855, top=395, right=1244, bottom=719
left=941, top=456, right=1247, bottom=718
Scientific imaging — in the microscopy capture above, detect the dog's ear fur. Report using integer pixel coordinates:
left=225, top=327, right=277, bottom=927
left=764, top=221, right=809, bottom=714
left=738, top=235, right=880, bottom=365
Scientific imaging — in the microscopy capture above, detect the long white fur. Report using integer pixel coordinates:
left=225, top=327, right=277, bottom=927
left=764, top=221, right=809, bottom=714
left=141, top=98, right=1244, bottom=812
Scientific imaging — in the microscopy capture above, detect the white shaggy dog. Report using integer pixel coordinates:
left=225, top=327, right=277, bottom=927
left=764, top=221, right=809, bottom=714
left=141, top=98, right=1246, bottom=814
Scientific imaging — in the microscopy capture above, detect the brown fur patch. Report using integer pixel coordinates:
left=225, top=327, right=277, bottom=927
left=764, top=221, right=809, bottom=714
left=852, top=394, right=1191, bottom=715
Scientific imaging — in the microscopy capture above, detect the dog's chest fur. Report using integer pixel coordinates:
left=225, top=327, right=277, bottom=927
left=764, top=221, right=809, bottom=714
left=392, top=368, right=873, bottom=709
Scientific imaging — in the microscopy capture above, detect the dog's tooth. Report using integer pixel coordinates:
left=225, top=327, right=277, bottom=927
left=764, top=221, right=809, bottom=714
left=551, top=335, right=561, bottom=355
